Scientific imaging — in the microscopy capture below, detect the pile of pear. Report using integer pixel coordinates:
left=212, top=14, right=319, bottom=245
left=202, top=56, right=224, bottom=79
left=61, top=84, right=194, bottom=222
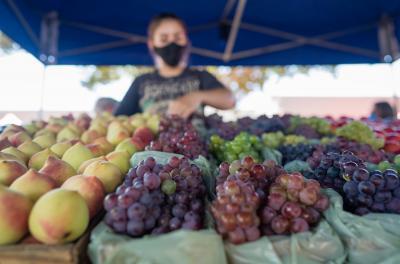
left=0, top=112, right=159, bottom=245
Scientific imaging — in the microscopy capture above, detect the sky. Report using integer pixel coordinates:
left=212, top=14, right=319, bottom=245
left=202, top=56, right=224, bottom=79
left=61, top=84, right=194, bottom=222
left=1, top=49, right=400, bottom=116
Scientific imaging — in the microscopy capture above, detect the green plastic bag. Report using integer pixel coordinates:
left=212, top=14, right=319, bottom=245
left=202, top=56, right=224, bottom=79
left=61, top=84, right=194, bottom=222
left=88, top=151, right=226, bottom=264
left=88, top=223, right=227, bottom=264
left=224, top=190, right=346, bottom=264
left=283, top=160, right=312, bottom=174
left=262, top=147, right=283, bottom=165
left=323, top=189, right=400, bottom=264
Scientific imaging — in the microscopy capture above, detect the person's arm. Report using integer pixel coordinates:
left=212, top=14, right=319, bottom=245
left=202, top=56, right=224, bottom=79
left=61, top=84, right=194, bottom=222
left=168, top=70, right=235, bottom=118
left=113, top=80, right=141, bottom=116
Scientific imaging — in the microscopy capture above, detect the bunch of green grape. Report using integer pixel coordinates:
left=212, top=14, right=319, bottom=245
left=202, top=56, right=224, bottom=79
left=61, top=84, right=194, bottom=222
left=210, top=132, right=262, bottom=163
left=289, top=116, right=332, bottom=135
left=335, top=121, right=384, bottom=150
left=284, top=135, right=307, bottom=145
left=262, top=131, right=285, bottom=149
left=262, top=132, right=308, bottom=149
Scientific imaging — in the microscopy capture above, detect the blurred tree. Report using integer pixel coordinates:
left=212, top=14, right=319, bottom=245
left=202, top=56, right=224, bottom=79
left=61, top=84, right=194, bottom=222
left=81, top=65, right=335, bottom=94
left=0, top=31, right=18, bottom=54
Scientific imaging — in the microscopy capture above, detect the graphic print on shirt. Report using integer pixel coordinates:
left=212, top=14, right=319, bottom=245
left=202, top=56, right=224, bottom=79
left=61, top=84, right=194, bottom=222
left=139, top=76, right=201, bottom=113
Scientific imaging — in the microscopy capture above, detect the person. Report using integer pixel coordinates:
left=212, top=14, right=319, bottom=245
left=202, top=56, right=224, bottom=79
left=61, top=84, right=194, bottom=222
left=114, top=13, right=235, bottom=118
left=94, top=97, right=119, bottom=115
left=369, top=101, right=395, bottom=122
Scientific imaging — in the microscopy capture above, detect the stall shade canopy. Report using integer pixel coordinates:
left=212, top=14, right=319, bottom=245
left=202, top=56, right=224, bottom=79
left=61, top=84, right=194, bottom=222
left=1, top=0, right=400, bottom=65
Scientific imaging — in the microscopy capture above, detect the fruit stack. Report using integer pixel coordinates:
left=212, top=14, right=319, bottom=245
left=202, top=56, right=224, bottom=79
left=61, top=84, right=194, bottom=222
left=260, top=173, right=329, bottom=235
left=211, top=156, right=329, bottom=244
left=0, top=112, right=159, bottom=246
left=104, top=156, right=206, bottom=236
left=147, top=115, right=207, bottom=159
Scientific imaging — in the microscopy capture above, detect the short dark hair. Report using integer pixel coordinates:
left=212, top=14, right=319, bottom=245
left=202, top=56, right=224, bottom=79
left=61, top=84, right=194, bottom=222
left=374, top=101, right=395, bottom=119
left=147, top=13, right=187, bottom=39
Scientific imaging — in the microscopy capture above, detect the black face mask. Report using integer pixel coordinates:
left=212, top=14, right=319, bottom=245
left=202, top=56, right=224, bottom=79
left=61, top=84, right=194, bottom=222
left=153, top=42, right=186, bottom=67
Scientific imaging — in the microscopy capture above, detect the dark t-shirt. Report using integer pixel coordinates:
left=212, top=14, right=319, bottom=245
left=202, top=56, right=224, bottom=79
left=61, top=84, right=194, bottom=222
left=114, top=68, right=224, bottom=116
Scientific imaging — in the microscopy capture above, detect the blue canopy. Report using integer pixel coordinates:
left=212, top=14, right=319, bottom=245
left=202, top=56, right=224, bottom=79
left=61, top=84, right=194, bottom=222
left=1, top=0, right=400, bottom=65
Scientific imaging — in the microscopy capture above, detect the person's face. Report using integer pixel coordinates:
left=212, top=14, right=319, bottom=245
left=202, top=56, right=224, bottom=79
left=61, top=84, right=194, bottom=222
left=149, top=19, right=188, bottom=49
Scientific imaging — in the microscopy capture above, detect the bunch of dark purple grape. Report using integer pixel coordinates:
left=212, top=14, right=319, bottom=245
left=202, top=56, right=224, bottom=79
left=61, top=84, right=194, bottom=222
left=147, top=115, right=207, bottom=159
left=293, top=124, right=320, bottom=139
left=342, top=167, right=400, bottom=215
left=217, top=157, right=286, bottom=202
left=211, top=178, right=261, bottom=244
left=103, top=156, right=206, bottom=237
left=323, top=137, right=390, bottom=164
left=278, top=143, right=316, bottom=165
left=238, top=115, right=286, bottom=136
left=205, top=114, right=241, bottom=140
left=308, top=151, right=364, bottom=193
left=260, top=173, right=329, bottom=235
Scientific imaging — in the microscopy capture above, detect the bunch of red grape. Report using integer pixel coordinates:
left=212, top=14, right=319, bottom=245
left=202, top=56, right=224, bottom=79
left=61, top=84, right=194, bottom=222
left=211, top=179, right=261, bottom=244
left=103, top=156, right=206, bottom=237
left=147, top=115, right=207, bottom=159
left=217, top=157, right=286, bottom=202
left=342, top=167, right=400, bottom=215
left=260, top=173, right=329, bottom=235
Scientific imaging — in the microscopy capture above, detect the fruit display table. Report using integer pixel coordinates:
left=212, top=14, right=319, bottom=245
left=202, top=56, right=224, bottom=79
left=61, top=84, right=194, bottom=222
left=1, top=112, right=400, bottom=264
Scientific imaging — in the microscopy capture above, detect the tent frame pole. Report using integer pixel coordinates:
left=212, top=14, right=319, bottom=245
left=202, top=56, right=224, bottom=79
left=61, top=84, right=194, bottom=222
left=5, top=0, right=40, bottom=48
left=223, top=0, right=246, bottom=61
left=378, top=15, right=400, bottom=62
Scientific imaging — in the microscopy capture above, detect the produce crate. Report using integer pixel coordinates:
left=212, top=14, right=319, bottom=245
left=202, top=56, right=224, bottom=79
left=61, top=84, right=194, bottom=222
left=0, top=213, right=103, bottom=264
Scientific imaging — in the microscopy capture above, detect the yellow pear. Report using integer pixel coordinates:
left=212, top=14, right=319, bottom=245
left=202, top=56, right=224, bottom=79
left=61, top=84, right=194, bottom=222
left=10, top=169, right=57, bottom=202
left=48, top=116, right=68, bottom=126
left=0, top=152, right=25, bottom=164
left=81, top=130, right=101, bottom=144
left=92, top=137, right=114, bottom=154
left=67, top=123, right=83, bottom=136
left=115, top=138, right=137, bottom=156
left=8, top=131, right=31, bottom=147
left=86, top=143, right=106, bottom=157
left=3, top=124, right=24, bottom=134
left=61, top=175, right=105, bottom=218
left=39, top=156, right=77, bottom=186
left=50, top=141, right=73, bottom=157
left=0, top=186, right=32, bottom=245
left=146, top=115, right=160, bottom=134
left=106, top=151, right=130, bottom=174
left=106, top=121, right=130, bottom=146
left=77, top=156, right=106, bottom=174
left=29, top=189, right=89, bottom=245
left=74, top=113, right=92, bottom=131
left=33, top=133, right=56, bottom=149
left=28, top=148, right=57, bottom=170
left=2, top=147, right=29, bottom=164
left=0, top=138, right=12, bottom=151
left=56, top=127, right=79, bottom=142
left=88, top=123, right=107, bottom=136
left=0, top=159, right=28, bottom=186
left=17, top=140, right=42, bottom=158
left=23, top=123, right=40, bottom=136
left=62, top=143, right=94, bottom=170
left=45, top=123, right=65, bottom=134
left=34, top=128, right=54, bottom=138
left=122, top=120, right=134, bottom=133
left=130, top=115, right=146, bottom=130
left=83, top=160, right=122, bottom=193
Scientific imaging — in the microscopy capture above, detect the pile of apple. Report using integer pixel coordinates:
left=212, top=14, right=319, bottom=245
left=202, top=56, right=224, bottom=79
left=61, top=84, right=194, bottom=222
left=0, top=112, right=159, bottom=246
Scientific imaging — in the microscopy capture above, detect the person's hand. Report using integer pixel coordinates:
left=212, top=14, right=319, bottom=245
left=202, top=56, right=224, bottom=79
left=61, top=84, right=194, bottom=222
left=167, top=91, right=203, bottom=118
